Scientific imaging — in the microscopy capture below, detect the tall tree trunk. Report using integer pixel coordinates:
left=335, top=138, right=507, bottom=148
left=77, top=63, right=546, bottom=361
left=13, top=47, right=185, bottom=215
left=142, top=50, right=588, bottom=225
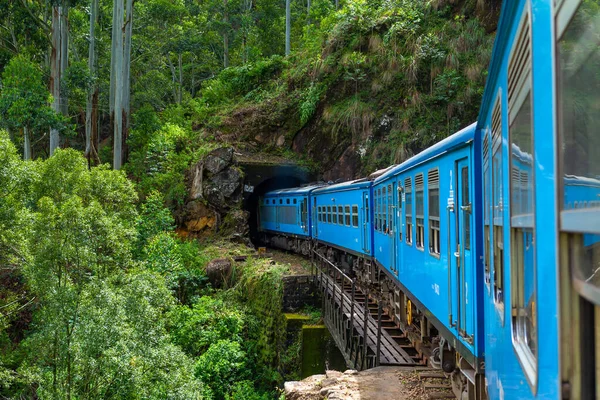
left=307, top=0, right=311, bottom=22
left=109, top=0, right=118, bottom=118
left=335, top=0, right=338, bottom=9
left=86, top=0, right=98, bottom=164
left=178, top=52, right=183, bottom=104
left=112, top=0, right=124, bottom=170
left=60, top=6, right=68, bottom=116
left=49, top=6, right=61, bottom=155
left=285, top=0, right=291, bottom=55
left=24, top=127, right=31, bottom=160
left=122, top=0, right=133, bottom=166
left=223, top=0, right=229, bottom=68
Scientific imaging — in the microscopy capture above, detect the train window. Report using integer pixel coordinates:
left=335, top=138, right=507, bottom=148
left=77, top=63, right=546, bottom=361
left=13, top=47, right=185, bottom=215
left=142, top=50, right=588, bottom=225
left=279, top=199, right=283, bottom=204
left=287, top=198, right=290, bottom=204
left=388, top=184, right=393, bottom=235
left=405, top=178, right=413, bottom=245
left=415, top=174, right=425, bottom=250
left=382, top=186, right=388, bottom=232
left=345, top=205, right=351, bottom=225
left=294, top=198, right=297, bottom=204
left=373, top=190, right=379, bottom=231
left=462, top=166, right=471, bottom=251
left=557, top=0, right=600, bottom=305
left=317, top=206, right=322, bottom=222
left=428, top=169, right=440, bottom=256
left=332, top=205, right=338, bottom=224
left=509, top=9, right=537, bottom=382
left=378, top=188, right=383, bottom=231
left=398, top=183, right=403, bottom=241
left=484, top=130, right=491, bottom=286
left=352, top=205, right=359, bottom=227
left=492, top=92, right=505, bottom=311
left=327, top=206, right=332, bottom=223
left=338, top=206, right=343, bottom=225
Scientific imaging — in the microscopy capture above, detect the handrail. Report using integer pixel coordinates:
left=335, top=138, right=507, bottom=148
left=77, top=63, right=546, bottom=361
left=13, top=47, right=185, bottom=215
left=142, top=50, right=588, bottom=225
left=312, top=250, right=353, bottom=283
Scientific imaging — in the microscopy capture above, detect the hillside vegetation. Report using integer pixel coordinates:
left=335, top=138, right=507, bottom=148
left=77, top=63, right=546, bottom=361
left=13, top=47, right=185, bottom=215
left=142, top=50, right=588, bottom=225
left=0, top=0, right=499, bottom=398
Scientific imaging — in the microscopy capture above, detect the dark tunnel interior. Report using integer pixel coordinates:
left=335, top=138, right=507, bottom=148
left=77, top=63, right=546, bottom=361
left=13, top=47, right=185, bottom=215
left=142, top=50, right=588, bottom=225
left=244, top=175, right=309, bottom=246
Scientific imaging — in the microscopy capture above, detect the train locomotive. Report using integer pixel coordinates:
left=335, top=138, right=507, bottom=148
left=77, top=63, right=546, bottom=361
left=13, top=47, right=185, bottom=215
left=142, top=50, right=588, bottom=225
left=258, top=0, right=600, bottom=398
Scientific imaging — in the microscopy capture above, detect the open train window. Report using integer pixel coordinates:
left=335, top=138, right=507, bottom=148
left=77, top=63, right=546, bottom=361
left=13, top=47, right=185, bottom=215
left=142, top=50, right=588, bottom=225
left=378, top=188, right=383, bottom=231
left=557, top=0, right=600, bottom=305
left=484, top=129, right=491, bottom=287
left=387, top=184, right=393, bottom=235
left=397, top=183, right=403, bottom=241
left=508, top=7, right=537, bottom=386
left=415, top=174, right=425, bottom=250
left=492, top=91, right=505, bottom=316
left=428, top=169, right=440, bottom=256
left=345, top=205, right=351, bottom=226
left=557, top=3, right=600, bottom=397
left=405, top=178, right=413, bottom=245
left=352, top=205, right=359, bottom=227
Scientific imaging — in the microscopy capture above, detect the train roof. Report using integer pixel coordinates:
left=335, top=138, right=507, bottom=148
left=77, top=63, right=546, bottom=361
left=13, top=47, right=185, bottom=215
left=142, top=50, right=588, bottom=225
left=312, top=178, right=372, bottom=195
left=374, top=122, right=477, bottom=184
left=264, top=184, right=325, bottom=196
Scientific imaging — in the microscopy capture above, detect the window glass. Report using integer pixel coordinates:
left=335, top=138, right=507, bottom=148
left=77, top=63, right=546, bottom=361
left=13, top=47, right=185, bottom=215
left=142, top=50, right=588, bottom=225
left=337, top=206, right=343, bottom=225
left=352, top=205, right=359, bottom=227
left=492, top=96, right=505, bottom=306
left=388, top=184, right=393, bottom=234
left=327, top=206, right=332, bottom=223
left=510, top=91, right=536, bottom=361
left=405, top=178, right=413, bottom=245
left=558, top=1, right=600, bottom=301
left=345, top=205, right=351, bottom=225
left=429, top=169, right=440, bottom=255
left=333, top=205, right=338, bottom=224
left=416, top=174, right=424, bottom=249
left=462, top=166, right=471, bottom=250
left=382, top=187, right=388, bottom=232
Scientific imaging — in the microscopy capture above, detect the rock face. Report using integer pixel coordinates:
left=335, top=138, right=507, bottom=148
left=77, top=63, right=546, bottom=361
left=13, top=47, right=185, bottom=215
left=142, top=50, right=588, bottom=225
left=284, top=367, right=424, bottom=400
left=178, top=147, right=246, bottom=239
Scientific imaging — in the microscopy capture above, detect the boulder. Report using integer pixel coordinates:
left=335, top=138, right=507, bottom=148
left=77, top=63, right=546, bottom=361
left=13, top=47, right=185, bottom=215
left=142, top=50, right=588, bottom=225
left=205, top=258, right=232, bottom=288
left=204, top=147, right=234, bottom=175
left=202, top=167, right=243, bottom=210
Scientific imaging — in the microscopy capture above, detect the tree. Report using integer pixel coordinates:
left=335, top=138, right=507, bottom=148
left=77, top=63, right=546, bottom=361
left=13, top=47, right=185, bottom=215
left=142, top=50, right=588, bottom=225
left=285, top=0, right=291, bottom=55
left=85, top=0, right=100, bottom=165
left=0, top=55, right=61, bottom=160
left=50, top=1, right=69, bottom=156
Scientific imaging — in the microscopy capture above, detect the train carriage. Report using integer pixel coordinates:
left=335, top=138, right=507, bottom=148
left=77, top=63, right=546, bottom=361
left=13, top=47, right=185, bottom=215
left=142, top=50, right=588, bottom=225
left=258, top=185, right=323, bottom=255
left=373, top=122, right=486, bottom=395
left=311, top=179, right=373, bottom=259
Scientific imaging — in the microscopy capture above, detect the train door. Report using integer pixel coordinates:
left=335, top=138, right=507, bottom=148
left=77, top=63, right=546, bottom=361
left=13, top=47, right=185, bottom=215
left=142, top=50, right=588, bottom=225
left=362, top=191, right=370, bottom=253
left=456, top=158, right=474, bottom=343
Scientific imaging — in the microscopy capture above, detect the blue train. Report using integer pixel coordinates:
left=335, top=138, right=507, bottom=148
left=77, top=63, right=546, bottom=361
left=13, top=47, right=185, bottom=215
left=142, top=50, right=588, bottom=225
left=258, top=0, right=600, bottom=398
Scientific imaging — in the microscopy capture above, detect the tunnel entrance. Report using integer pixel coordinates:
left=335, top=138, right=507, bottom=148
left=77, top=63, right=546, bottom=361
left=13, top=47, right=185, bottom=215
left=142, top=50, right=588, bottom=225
left=240, top=163, right=317, bottom=246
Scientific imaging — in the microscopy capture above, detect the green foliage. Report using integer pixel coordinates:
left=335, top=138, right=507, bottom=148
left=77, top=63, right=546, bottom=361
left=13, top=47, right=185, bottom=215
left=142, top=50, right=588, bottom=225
left=169, top=297, right=245, bottom=356
left=194, top=339, right=248, bottom=400
left=0, top=55, right=63, bottom=156
left=136, top=191, right=176, bottom=254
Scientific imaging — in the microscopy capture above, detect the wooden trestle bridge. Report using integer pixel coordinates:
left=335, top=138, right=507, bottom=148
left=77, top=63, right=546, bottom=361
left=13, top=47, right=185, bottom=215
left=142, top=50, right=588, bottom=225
left=311, top=251, right=426, bottom=370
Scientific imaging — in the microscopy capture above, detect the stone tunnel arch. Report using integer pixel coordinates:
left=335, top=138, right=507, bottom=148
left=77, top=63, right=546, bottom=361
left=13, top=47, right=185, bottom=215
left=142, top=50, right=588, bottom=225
left=240, top=163, right=317, bottom=246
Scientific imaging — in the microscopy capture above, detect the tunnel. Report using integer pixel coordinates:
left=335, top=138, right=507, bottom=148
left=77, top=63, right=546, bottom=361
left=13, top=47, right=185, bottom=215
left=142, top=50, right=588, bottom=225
left=240, top=163, right=317, bottom=246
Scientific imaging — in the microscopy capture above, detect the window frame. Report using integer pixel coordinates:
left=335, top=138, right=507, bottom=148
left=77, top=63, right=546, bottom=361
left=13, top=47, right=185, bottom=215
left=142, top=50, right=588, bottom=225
left=405, top=177, right=413, bottom=246
left=428, top=168, right=441, bottom=257
left=415, top=173, right=425, bottom=250
left=352, top=205, right=359, bottom=227
left=507, top=4, right=537, bottom=389
left=345, top=205, right=351, bottom=226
